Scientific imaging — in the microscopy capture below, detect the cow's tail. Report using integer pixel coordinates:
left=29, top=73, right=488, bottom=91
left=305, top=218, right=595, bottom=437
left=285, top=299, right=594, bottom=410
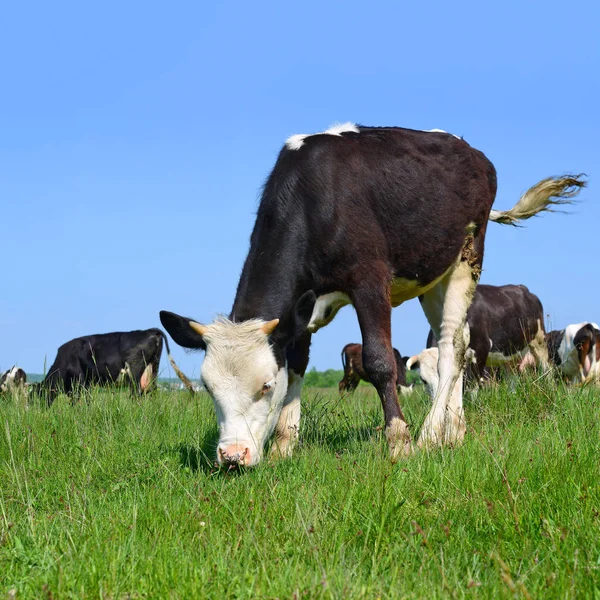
left=341, top=347, right=347, bottom=370
left=488, top=174, right=586, bottom=226
left=159, top=331, right=196, bottom=394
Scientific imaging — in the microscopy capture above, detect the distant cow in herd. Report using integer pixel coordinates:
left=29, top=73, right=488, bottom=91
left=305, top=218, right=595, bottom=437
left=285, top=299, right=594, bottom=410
left=32, top=328, right=194, bottom=405
left=546, top=322, right=600, bottom=383
left=0, top=366, right=27, bottom=395
left=160, top=122, right=584, bottom=467
left=422, top=284, right=548, bottom=386
left=338, top=343, right=413, bottom=395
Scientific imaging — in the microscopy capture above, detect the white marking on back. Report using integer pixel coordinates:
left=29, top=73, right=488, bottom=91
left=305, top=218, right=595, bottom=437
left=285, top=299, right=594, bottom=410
left=285, top=122, right=359, bottom=150
left=285, top=134, right=309, bottom=151
left=324, top=122, right=359, bottom=136
left=423, top=128, right=461, bottom=139
left=307, top=292, right=351, bottom=333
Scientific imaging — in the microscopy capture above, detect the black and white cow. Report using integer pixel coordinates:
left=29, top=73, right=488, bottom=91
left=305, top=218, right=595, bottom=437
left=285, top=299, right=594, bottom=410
left=0, top=366, right=27, bottom=394
left=35, top=328, right=194, bottom=405
left=546, top=322, right=600, bottom=383
left=160, top=123, right=584, bottom=466
left=425, top=284, right=548, bottom=383
left=338, top=342, right=412, bottom=395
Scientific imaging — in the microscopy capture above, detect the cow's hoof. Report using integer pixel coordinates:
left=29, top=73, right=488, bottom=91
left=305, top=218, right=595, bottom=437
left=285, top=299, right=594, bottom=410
left=388, top=439, right=413, bottom=462
left=444, top=422, right=466, bottom=446
left=386, top=418, right=413, bottom=461
left=416, top=426, right=445, bottom=450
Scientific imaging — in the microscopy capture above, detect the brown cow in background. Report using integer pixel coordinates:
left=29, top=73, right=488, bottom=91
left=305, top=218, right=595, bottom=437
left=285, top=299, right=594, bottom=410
left=339, top=343, right=412, bottom=395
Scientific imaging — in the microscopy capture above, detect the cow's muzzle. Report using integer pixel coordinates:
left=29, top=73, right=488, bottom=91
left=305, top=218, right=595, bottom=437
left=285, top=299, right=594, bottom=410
left=218, top=445, right=251, bottom=467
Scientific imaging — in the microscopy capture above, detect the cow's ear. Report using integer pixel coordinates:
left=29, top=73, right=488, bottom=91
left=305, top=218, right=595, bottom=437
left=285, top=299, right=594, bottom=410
left=160, top=310, right=207, bottom=350
left=293, top=290, right=317, bottom=339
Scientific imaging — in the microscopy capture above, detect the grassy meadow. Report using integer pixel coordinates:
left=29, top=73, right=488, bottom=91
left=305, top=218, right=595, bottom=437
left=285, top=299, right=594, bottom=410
left=1, top=376, right=600, bottom=599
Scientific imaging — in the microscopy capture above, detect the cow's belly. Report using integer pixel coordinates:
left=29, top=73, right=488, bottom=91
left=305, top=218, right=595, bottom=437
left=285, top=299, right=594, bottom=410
left=390, top=273, right=447, bottom=307
left=307, top=264, right=456, bottom=333
left=486, top=350, right=527, bottom=367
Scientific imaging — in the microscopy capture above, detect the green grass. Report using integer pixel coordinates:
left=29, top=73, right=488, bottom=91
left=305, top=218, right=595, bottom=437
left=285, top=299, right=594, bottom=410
left=1, top=376, right=600, bottom=599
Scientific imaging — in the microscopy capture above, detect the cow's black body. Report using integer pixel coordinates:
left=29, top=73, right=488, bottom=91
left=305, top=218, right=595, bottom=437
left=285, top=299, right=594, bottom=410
left=160, top=124, right=583, bottom=460
left=161, top=126, right=497, bottom=449
left=231, top=127, right=495, bottom=350
left=37, top=328, right=175, bottom=405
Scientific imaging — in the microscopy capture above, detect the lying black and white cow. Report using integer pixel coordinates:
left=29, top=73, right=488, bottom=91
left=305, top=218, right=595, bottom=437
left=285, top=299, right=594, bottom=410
left=546, top=322, right=600, bottom=383
left=160, top=123, right=584, bottom=466
left=339, top=342, right=412, bottom=395
left=425, top=284, right=548, bottom=383
left=0, top=366, right=27, bottom=394
left=35, top=328, right=194, bottom=405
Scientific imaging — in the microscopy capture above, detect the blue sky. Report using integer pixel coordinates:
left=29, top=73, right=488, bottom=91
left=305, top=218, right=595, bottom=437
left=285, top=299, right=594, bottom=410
left=1, top=0, right=598, bottom=378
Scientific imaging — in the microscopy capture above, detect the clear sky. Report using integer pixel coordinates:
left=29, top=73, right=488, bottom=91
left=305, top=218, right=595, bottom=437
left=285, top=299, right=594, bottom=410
left=1, top=0, right=598, bottom=379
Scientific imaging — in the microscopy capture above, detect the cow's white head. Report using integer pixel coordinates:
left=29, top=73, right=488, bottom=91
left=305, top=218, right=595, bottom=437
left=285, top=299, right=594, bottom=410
left=160, top=293, right=315, bottom=467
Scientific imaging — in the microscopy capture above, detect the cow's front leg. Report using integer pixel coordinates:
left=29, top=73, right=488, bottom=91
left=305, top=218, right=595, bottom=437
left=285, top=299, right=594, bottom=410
left=270, top=332, right=311, bottom=459
left=352, top=280, right=412, bottom=460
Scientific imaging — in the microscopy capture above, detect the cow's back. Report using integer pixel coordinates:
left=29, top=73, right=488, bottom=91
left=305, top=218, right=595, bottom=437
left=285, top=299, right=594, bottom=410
left=244, top=127, right=497, bottom=304
left=469, top=284, right=544, bottom=354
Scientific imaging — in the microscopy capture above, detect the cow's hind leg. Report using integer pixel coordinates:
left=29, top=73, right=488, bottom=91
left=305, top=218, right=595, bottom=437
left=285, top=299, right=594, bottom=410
left=419, top=254, right=479, bottom=448
left=353, top=283, right=412, bottom=460
left=270, top=332, right=311, bottom=459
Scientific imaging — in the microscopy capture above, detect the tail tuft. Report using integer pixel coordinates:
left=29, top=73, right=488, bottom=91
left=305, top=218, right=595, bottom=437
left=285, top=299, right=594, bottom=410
left=168, top=355, right=196, bottom=394
left=489, top=174, right=586, bottom=226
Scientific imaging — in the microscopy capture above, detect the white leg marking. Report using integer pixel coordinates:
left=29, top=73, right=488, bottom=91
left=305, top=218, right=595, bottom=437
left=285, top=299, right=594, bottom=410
left=418, top=258, right=476, bottom=448
left=270, top=371, right=303, bottom=459
left=386, top=417, right=413, bottom=461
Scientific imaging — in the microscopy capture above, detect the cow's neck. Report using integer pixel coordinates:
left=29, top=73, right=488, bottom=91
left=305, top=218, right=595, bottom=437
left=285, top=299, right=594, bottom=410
left=232, top=259, right=300, bottom=324
left=231, top=238, right=306, bottom=347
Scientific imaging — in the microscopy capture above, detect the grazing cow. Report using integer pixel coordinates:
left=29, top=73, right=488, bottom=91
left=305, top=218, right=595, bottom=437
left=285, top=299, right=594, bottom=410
left=339, top=343, right=412, bottom=395
left=160, top=123, right=584, bottom=467
left=546, top=322, right=600, bottom=383
left=35, top=328, right=194, bottom=405
left=425, top=284, right=548, bottom=383
left=0, top=366, right=27, bottom=394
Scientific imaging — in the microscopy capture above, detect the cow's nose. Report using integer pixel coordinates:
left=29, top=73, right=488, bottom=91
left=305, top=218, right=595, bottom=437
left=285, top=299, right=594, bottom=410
left=218, top=445, right=251, bottom=466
